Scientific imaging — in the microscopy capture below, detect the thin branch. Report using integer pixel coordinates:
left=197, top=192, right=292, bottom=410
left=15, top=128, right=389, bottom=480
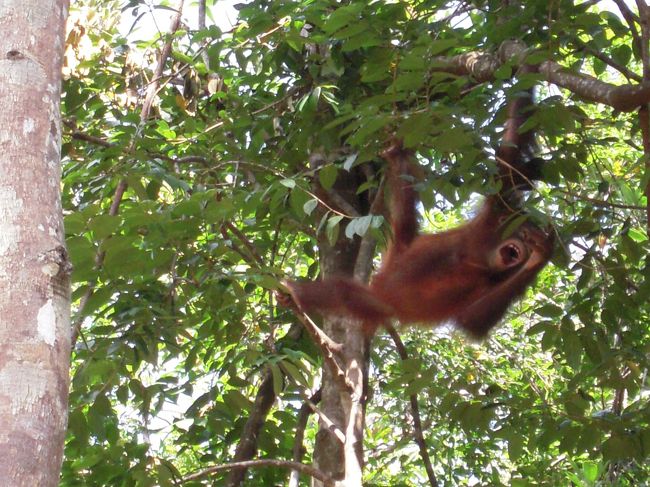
left=292, top=309, right=353, bottom=392
left=223, top=221, right=264, bottom=266
left=220, top=226, right=259, bottom=267
left=354, top=174, right=385, bottom=282
left=326, top=188, right=362, bottom=218
left=297, top=388, right=345, bottom=444
left=71, top=1, right=185, bottom=347
left=252, top=86, right=301, bottom=115
left=182, top=459, right=334, bottom=486
left=169, top=154, right=209, bottom=164
left=572, top=38, right=642, bottom=82
left=636, top=0, right=650, bottom=79
left=612, top=0, right=642, bottom=56
left=290, top=389, right=323, bottom=487
left=638, top=106, right=650, bottom=235
left=67, top=129, right=114, bottom=147
left=556, top=189, right=646, bottom=211
left=386, top=325, right=439, bottom=487
left=198, top=0, right=210, bottom=69
left=71, top=178, right=128, bottom=344
left=67, top=128, right=211, bottom=167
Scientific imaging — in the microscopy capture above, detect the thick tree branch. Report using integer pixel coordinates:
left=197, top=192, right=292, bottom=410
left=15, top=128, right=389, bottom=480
left=538, top=61, right=650, bottom=112
left=434, top=40, right=650, bottom=112
left=223, top=369, right=276, bottom=487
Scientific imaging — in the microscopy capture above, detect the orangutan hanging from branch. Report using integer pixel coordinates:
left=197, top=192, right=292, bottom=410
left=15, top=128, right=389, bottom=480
left=281, top=78, right=554, bottom=339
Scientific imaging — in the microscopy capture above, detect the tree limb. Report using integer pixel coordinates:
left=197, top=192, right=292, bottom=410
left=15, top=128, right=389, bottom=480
left=386, top=325, right=439, bottom=487
left=433, top=40, right=650, bottom=112
left=288, top=306, right=353, bottom=392
left=571, top=38, right=642, bottom=82
left=224, top=323, right=303, bottom=487
left=290, top=389, right=323, bottom=487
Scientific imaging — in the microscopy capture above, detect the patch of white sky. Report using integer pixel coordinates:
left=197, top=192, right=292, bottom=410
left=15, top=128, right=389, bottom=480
left=120, top=0, right=239, bottom=40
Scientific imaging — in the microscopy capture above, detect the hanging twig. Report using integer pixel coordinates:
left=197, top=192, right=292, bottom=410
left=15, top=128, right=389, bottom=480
left=386, top=325, right=439, bottom=487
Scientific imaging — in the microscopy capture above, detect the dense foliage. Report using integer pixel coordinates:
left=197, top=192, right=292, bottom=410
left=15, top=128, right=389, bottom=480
left=61, top=0, right=649, bottom=485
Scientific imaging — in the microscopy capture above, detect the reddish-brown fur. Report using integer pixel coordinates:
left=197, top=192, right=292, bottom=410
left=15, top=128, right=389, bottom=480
left=282, top=87, right=554, bottom=338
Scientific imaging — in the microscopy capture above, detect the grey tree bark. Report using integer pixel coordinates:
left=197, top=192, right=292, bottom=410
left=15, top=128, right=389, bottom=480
left=311, top=167, right=373, bottom=487
left=0, top=1, right=71, bottom=486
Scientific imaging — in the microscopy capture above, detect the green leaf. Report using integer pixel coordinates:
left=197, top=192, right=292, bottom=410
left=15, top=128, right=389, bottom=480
left=392, top=71, right=425, bottom=92
left=323, top=4, right=364, bottom=34
left=280, top=178, right=296, bottom=189
left=429, top=38, right=459, bottom=55
left=582, top=461, right=599, bottom=483
left=611, top=44, right=632, bottom=67
left=345, top=215, right=373, bottom=238
left=432, top=127, right=473, bottom=152
left=592, top=57, right=606, bottom=76
left=68, top=409, right=89, bottom=445
left=67, top=236, right=96, bottom=283
left=290, top=187, right=311, bottom=219
left=602, top=434, right=639, bottom=461
left=319, top=164, right=338, bottom=190
left=64, top=212, right=87, bottom=234
left=535, top=303, right=563, bottom=318
left=508, top=435, right=524, bottom=461
left=303, top=198, right=318, bottom=215
left=281, top=360, right=310, bottom=387
left=332, top=21, right=368, bottom=40
left=270, top=363, right=284, bottom=396
left=347, top=115, right=391, bottom=145
left=326, top=215, right=343, bottom=245
left=88, top=215, right=121, bottom=240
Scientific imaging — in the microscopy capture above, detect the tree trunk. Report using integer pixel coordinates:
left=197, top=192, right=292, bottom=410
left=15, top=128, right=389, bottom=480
left=311, top=168, right=373, bottom=487
left=0, top=1, right=71, bottom=486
